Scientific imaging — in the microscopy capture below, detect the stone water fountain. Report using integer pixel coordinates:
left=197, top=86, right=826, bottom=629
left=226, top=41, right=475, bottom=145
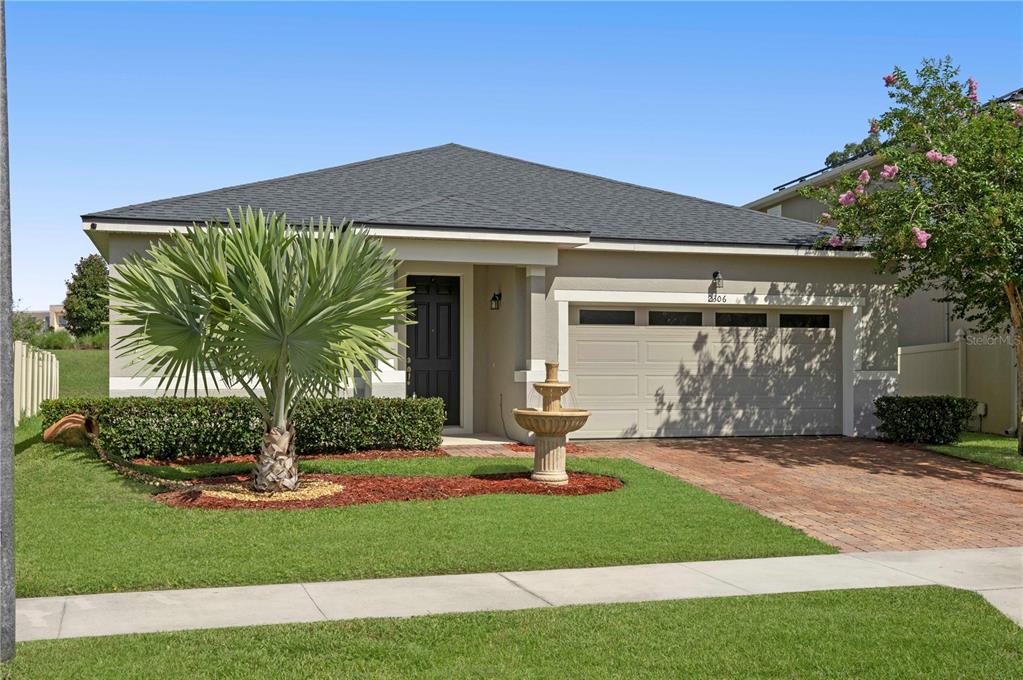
left=512, top=362, right=590, bottom=485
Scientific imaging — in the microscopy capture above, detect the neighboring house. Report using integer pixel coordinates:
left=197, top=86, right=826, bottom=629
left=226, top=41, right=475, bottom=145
left=743, top=133, right=1019, bottom=436
left=48, top=304, right=67, bottom=332
left=83, top=143, right=897, bottom=440
left=24, top=305, right=67, bottom=332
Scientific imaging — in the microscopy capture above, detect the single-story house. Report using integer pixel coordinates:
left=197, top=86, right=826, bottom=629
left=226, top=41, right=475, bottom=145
left=83, top=143, right=897, bottom=441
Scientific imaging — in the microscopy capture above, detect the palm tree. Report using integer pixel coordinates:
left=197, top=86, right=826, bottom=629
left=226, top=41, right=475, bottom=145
left=110, top=207, right=410, bottom=492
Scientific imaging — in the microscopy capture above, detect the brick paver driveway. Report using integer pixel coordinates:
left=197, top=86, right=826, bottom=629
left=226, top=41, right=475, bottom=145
left=449, top=437, right=1023, bottom=552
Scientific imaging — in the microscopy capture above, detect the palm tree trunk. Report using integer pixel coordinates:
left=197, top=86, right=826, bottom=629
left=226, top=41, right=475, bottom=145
left=253, top=423, right=299, bottom=492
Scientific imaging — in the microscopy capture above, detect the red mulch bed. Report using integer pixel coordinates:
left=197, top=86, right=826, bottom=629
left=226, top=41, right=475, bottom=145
left=132, top=449, right=448, bottom=467
left=503, top=442, right=594, bottom=455
left=155, top=472, right=623, bottom=511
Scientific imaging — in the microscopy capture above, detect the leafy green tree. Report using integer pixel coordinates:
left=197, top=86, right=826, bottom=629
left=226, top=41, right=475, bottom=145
left=805, top=57, right=1023, bottom=452
left=63, top=254, right=109, bottom=337
left=110, top=208, right=410, bottom=491
left=824, top=133, right=881, bottom=168
left=10, top=302, right=41, bottom=342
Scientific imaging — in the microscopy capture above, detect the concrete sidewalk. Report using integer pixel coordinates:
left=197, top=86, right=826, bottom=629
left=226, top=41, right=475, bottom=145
left=18, top=547, right=1022, bottom=641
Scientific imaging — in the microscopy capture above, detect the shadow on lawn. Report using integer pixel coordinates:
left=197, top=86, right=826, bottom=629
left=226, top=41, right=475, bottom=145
left=15, top=431, right=41, bottom=456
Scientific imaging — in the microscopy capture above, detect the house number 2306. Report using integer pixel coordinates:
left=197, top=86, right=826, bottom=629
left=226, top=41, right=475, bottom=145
left=707, top=294, right=727, bottom=303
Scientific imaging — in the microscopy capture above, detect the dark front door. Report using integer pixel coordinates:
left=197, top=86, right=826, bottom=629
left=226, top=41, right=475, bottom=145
left=407, top=276, right=460, bottom=426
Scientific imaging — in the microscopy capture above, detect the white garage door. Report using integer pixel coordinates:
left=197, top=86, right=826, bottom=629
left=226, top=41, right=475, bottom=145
left=569, top=308, right=842, bottom=438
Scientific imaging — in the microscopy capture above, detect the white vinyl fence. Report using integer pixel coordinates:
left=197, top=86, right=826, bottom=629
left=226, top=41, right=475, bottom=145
left=13, top=341, right=59, bottom=426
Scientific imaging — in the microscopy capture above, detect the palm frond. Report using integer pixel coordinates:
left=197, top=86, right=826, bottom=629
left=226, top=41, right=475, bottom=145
left=111, top=207, right=411, bottom=428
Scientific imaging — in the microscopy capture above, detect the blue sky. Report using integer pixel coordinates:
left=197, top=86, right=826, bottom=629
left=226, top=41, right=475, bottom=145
left=8, top=1, right=1021, bottom=309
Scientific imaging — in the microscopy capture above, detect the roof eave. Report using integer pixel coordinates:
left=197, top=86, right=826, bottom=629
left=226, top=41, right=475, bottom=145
left=743, top=154, right=878, bottom=210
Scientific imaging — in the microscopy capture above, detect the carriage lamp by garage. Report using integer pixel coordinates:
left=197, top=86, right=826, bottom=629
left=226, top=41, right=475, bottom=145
left=490, top=292, right=502, bottom=310
left=712, top=271, right=724, bottom=288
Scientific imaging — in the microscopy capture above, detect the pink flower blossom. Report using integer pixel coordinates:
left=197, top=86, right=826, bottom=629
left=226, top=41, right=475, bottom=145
left=857, top=170, right=871, bottom=184
left=854, top=185, right=865, bottom=195
left=829, top=234, right=843, bottom=248
left=883, top=73, right=898, bottom=86
left=911, top=226, right=931, bottom=249
left=820, top=211, right=832, bottom=222
left=869, top=119, right=880, bottom=134
left=925, top=149, right=958, bottom=166
left=880, top=164, right=899, bottom=180
left=1014, top=105, right=1023, bottom=118
left=967, top=77, right=978, bottom=102
left=838, top=191, right=856, bottom=206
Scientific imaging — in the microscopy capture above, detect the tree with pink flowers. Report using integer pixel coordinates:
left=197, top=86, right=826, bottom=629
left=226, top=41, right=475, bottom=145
left=804, top=57, right=1023, bottom=453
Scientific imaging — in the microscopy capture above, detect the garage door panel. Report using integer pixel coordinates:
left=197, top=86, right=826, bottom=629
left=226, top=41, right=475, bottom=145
left=651, top=392, right=833, bottom=411
left=645, top=341, right=706, bottom=364
left=707, top=348, right=782, bottom=371
left=783, top=344, right=839, bottom=370
left=574, top=340, right=639, bottom=363
left=785, top=328, right=837, bottom=344
left=574, top=373, right=640, bottom=398
left=577, top=408, right=641, bottom=437
left=571, top=314, right=842, bottom=438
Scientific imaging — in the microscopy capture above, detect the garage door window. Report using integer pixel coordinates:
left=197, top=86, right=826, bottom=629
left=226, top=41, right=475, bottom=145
left=780, top=313, right=830, bottom=328
left=579, top=309, right=635, bottom=325
left=715, top=312, right=767, bottom=327
left=649, top=310, right=703, bottom=326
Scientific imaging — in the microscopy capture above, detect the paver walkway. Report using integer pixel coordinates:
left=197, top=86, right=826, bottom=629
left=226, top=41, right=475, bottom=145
left=451, top=437, right=1023, bottom=552
left=17, top=547, right=1022, bottom=641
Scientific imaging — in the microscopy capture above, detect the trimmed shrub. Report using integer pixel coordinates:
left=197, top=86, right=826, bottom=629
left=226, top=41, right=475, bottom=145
left=39, top=396, right=445, bottom=460
left=873, top=395, right=977, bottom=445
left=293, top=398, right=446, bottom=453
left=40, top=397, right=261, bottom=459
left=30, top=330, right=75, bottom=350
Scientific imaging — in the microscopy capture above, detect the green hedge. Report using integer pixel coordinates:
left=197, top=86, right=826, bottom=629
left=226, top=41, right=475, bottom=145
left=39, top=396, right=446, bottom=459
left=291, top=398, right=445, bottom=453
left=874, top=395, right=977, bottom=445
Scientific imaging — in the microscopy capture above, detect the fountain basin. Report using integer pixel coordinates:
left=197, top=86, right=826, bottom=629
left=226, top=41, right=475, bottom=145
left=511, top=361, right=590, bottom=485
left=512, top=408, right=591, bottom=436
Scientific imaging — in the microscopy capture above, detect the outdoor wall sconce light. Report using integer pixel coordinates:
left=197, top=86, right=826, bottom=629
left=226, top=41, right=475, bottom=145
left=490, top=292, right=502, bottom=310
left=712, top=271, right=724, bottom=287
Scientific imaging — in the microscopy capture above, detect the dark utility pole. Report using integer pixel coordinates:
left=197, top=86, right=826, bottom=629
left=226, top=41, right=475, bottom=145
left=0, top=0, right=15, bottom=663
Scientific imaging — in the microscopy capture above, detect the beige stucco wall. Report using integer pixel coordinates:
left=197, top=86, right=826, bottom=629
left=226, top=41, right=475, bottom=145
left=473, top=265, right=530, bottom=439
left=771, top=194, right=829, bottom=225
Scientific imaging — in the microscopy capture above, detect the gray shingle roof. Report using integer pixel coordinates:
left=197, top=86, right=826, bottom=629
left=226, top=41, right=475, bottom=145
left=83, top=143, right=822, bottom=246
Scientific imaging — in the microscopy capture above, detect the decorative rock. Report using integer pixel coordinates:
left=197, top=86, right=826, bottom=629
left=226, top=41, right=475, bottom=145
left=42, top=414, right=98, bottom=447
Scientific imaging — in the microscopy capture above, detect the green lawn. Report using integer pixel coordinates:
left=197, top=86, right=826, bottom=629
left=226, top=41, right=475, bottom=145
left=51, top=349, right=108, bottom=398
left=9, top=587, right=1022, bottom=679
left=929, top=432, right=1023, bottom=472
left=14, top=417, right=830, bottom=598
